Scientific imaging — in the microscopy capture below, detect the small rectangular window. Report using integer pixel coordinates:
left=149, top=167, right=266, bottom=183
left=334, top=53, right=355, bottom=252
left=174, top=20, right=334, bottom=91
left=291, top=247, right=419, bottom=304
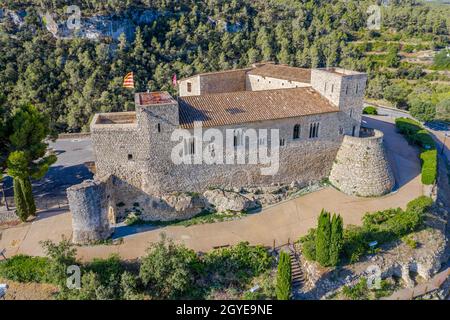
left=128, top=154, right=133, bottom=161
left=280, top=138, right=286, bottom=147
left=187, top=82, right=192, bottom=93
left=331, top=84, right=334, bottom=93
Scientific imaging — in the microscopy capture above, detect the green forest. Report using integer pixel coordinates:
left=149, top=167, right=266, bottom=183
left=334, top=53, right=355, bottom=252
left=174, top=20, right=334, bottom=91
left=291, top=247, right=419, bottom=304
left=0, top=0, right=449, bottom=133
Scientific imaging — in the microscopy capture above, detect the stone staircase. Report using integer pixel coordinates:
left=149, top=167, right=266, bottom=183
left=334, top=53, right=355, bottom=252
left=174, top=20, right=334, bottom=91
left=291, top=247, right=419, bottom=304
left=289, top=247, right=305, bottom=289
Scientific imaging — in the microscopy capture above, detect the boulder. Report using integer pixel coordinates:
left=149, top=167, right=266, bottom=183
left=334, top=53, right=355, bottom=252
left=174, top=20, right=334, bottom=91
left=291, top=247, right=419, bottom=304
left=161, top=193, right=206, bottom=216
left=203, top=189, right=256, bottom=213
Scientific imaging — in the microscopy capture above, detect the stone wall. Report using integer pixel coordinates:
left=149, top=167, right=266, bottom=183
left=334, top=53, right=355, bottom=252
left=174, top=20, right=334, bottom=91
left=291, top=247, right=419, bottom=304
left=245, top=74, right=310, bottom=91
left=329, top=129, right=395, bottom=197
left=179, top=69, right=250, bottom=96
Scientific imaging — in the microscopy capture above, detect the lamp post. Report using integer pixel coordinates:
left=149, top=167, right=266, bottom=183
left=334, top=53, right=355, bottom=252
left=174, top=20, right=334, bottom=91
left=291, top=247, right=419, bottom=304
left=441, top=133, right=449, bottom=156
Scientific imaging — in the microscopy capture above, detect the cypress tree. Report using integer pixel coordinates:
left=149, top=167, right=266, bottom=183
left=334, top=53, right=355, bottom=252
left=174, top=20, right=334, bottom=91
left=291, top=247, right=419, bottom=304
left=329, top=214, right=344, bottom=266
left=13, top=178, right=29, bottom=222
left=275, top=251, right=292, bottom=300
left=316, top=210, right=331, bottom=266
left=21, top=178, right=36, bottom=216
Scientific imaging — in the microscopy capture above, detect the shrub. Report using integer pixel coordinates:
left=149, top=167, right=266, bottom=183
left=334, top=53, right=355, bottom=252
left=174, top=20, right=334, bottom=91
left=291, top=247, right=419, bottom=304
left=299, top=228, right=317, bottom=261
left=395, top=117, right=421, bottom=136
left=363, top=106, right=378, bottom=115
left=406, top=196, right=433, bottom=214
left=395, top=118, right=437, bottom=185
left=342, top=278, right=369, bottom=300
left=0, top=254, right=51, bottom=283
left=139, top=235, right=198, bottom=299
left=40, top=237, right=78, bottom=287
left=420, top=149, right=437, bottom=185
left=342, top=225, right=368, bottom=263
left=202, top=242, right=273, bottom=285
left=362, top=208, right=402, bottom=228
left=275, top=252, right=291, bottom=300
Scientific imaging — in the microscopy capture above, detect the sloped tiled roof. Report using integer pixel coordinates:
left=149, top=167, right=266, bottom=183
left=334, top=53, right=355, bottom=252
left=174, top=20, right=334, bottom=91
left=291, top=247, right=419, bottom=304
left=178, top=87, right=338, bottom=129
left=247, top=64, right=311, bottom=83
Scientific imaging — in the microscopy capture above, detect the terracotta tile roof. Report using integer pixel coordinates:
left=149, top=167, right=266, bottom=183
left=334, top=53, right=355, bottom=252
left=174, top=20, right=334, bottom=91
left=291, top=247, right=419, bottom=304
left=138, top=92, right=177, bottom=106
left=178, top=87, right=338, bottom=128
left=247, top=64, right=311, bottom=83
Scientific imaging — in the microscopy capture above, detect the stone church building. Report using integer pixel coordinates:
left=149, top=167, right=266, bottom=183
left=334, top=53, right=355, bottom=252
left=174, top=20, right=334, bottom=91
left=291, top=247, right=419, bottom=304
left=67, top=63, right=395, bottom=243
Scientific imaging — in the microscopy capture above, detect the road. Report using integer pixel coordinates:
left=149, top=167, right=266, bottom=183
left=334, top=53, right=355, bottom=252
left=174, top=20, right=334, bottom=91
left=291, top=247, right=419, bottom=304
left=365, top=102, right=450, bottom=163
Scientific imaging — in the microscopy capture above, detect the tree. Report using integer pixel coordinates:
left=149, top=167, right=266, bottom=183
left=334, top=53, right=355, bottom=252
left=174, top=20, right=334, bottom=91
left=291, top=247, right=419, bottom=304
left=315, top=210, right=331, bottom=266
left=384, top=84, right=411, bottom=109
left=275, top=251, right=291, bottom=300
left=409, top=99, right=436, bottom=122
left=6, top=104, right=56, bottom=218
left=435, top=98, right=450, bottom=122
left=139, top=234, right=198, bottom=299
left=329, top=214, right=344, bottom=266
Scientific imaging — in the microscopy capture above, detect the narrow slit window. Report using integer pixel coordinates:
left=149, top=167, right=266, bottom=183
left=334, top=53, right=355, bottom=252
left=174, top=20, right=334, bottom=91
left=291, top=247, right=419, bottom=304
left=187, top=82, right=192, bottom=93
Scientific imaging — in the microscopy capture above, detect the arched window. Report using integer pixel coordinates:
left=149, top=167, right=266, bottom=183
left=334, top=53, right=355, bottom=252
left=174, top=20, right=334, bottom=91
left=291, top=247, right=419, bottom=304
left=293, top=124, right=300, bottom=140
left=309, top=122, right=320, bottom=138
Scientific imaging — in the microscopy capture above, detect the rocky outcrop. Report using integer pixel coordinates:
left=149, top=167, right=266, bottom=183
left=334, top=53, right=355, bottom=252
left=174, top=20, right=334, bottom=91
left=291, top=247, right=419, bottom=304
left=203, top=189, right=257, bottom=213
left=298, top=226, right=448, bottom=300
left=160, top=193, right=206, bottom=216
left=329, top=129, right=395, bottom=197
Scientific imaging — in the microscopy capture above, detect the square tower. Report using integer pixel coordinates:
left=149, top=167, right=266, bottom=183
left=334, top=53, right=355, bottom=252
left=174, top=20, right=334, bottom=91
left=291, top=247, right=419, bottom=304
left=311, top=68, right=367, bottom=135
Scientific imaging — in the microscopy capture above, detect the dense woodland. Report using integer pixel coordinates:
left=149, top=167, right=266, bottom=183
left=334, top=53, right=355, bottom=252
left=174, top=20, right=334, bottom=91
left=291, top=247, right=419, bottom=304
left=0, top=0, right=449, bottom=133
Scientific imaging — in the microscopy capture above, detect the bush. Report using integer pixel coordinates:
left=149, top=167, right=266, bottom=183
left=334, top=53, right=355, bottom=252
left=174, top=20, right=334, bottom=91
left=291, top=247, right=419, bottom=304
left=0, top=254, right=51, bottom=283
left=363, top=106, right=378, bottom=115
left=275, top=252, right=291, bottom=300
left=203, top=242, right=273, bottom=284
left=139, top=235, right=198, bottom=299
left=406, top=196, right=433, bottom=214
left=395, top=118, right=437, bottom=185
left=395, top=117, right=422, bottom=136
left=342, top=278, right=369, bottom=300
left=420, top=149, right=437, bottom=185
left=40, top=237, right=78, bottom=287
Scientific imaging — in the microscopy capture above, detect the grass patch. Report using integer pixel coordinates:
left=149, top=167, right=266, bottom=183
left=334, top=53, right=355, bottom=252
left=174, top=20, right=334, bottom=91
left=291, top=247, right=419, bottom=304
left=124, top=209, right=250, bottom=227
left=0, top=255, right=51, bottom=283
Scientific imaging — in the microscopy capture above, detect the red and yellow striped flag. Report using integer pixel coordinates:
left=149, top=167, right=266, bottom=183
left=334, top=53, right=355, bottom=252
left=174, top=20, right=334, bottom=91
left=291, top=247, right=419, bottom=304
left=123, top=72, right=134, bottom=89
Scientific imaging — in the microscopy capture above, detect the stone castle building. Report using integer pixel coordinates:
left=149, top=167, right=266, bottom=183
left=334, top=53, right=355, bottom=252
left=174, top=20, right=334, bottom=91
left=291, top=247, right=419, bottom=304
left=67, top=63, right=395, bottom=244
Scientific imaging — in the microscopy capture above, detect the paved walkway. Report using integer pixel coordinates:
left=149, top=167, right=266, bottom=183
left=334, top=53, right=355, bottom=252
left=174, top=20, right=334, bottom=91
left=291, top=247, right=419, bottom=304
left=0, top=116, right=424, bottom=262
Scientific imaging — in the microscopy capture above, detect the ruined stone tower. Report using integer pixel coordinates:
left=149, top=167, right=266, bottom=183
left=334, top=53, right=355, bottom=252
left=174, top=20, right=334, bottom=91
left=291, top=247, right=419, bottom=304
left=329, top=129, right=395, bottom=197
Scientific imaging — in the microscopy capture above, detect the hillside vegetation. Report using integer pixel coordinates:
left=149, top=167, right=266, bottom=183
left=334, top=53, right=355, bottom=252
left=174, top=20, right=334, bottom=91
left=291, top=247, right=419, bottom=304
left=0, top=0, right=449, bottom=132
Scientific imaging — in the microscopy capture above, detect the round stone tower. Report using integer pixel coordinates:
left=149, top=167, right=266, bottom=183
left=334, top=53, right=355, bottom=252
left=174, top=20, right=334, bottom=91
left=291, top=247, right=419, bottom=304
left=67, top=179, right=113, bottom=244
left=329, top=129, right=395, bottom=197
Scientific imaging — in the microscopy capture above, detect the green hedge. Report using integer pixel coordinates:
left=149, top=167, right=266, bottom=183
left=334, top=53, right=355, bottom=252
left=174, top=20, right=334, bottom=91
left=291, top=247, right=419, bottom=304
left=395, top=118, right=437, bottom=185
left=363, top=106, right=378, bottom=115
left=0, top=254, right=51, bottom=283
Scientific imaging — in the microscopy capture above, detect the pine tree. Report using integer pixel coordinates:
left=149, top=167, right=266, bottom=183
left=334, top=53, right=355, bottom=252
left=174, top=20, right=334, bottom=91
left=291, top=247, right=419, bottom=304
left=315, top=210, right=331, bottom=266
left=329, top=214, right=344, bottom=266
left=276, top=251, right=292, bottom=300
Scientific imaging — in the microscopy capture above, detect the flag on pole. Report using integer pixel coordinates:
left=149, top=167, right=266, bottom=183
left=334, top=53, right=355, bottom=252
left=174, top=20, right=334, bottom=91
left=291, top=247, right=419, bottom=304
left=172, top=74, right=177, bottom=87
left=123, top=72, right=134, bottom=89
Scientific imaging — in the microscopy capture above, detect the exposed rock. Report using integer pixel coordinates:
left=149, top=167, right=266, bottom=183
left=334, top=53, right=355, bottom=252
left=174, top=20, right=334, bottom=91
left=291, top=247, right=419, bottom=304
left=203, top=189, right=256, bottom=213
left=161, top=193, right=206, bottom=216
